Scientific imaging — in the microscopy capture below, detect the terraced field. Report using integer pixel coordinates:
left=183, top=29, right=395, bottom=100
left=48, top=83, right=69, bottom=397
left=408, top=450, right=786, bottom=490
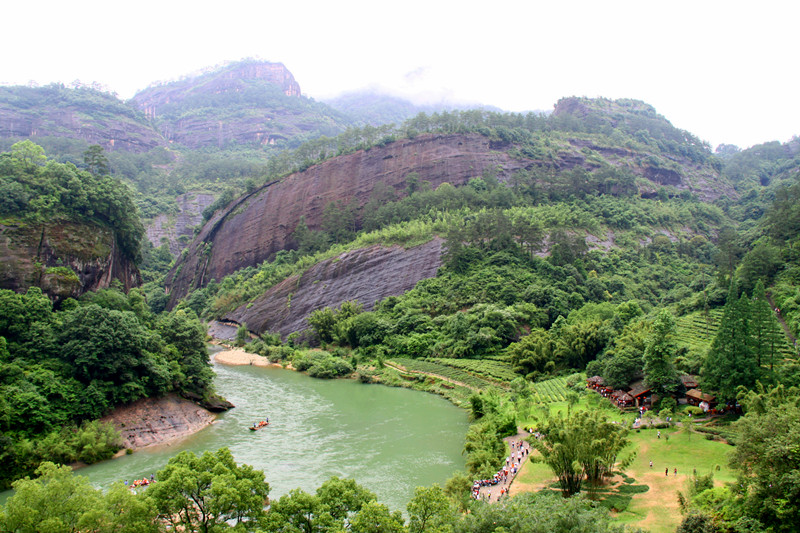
left=530, top=376, right=570, bottom=403
left=389, top=358, right=495, bottom=390
left=674, top=309, right=722, bottom=359
left=427, top=357, right=518, bottom=385
left=676, top=308, right=797, bottom=364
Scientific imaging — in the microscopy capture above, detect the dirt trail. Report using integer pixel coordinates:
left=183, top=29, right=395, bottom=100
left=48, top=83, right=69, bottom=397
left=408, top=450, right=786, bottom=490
left=767, top=294, right=798, bottom=347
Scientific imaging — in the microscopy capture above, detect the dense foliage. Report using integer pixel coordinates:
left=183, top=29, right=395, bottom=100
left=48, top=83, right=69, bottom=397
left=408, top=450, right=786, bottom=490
left=1, top=85, right=799, bottom=530
left=0, top=450, right=641, bottom=533
left=678, top=384, right=800, bottom=533
left=0, top=141, right=144, bottom=260
left=0, top=286, right=214, bottom=488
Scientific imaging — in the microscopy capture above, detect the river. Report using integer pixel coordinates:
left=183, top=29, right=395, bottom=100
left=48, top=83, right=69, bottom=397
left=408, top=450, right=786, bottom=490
left=1, top=349, right=469, bottom=512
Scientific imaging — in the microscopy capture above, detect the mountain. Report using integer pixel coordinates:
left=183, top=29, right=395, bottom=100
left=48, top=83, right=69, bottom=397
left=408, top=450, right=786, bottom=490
left=0, top=84, right=164, bottom=152
left=164, top=101, right=736, bottom=311
left=130, top=60, right=354, bottom=149
left=0, top=60, right=356, bottom=155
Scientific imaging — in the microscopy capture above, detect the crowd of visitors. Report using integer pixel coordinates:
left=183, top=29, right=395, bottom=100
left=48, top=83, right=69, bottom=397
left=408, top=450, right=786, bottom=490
left=472, top=439, right=530, bottom=501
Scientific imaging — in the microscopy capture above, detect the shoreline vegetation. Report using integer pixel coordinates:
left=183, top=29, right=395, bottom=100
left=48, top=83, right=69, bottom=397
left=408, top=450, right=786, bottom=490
left=94, top=346, right=281, bottom=458
left=212, top=346, right=293, bottom=370
left=212, top=341, right=741, bottom=532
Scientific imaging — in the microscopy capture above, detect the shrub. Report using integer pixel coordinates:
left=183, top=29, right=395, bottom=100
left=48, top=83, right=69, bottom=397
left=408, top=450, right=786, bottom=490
left=293, top=350, right=353, bottom=378
left=307, top=357, right=353, bottom=379
left=617, top=483, right=649, bottom=494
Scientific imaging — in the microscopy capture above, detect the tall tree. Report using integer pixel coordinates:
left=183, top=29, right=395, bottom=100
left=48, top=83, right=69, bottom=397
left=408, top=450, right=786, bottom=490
left=83, top=144, right=109, bottom=176
left=642, top=309, right=679, bottom=395
left=349, top=500, right=405, bottom=533
left=146, top=447, right=269, bottom=532
left=729, top=385, right=800, bottom=533
left=406, top=485, right=454, bottom=533
left=703, top=284, right=759, bottom=402
left=529, top=410, right=632, bottom=496
left=750, top=280, right=782, bottom=372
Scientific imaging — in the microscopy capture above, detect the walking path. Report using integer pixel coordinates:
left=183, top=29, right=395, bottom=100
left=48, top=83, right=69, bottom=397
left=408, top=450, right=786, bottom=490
left=767, top=294, right=798, bottom=349
left=474, top=429, right=533, bottom=503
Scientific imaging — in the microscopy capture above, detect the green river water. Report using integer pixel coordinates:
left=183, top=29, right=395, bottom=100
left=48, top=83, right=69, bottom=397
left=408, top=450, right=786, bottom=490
left=2, top=348, right=469, bottom=512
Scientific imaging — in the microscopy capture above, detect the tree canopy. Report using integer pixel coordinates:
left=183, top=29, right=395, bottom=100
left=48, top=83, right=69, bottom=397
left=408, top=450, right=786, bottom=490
left=0, top=141, right=144, bottom=260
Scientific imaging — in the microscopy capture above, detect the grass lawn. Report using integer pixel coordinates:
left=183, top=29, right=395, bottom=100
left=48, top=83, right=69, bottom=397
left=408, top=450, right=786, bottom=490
left=615, top=426, right=735, bottom=533
left=511, top=418, right=736, bottom=533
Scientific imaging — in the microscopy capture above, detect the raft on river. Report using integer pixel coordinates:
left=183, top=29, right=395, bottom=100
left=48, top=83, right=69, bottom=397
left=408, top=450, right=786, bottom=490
left=249, top=420, right=270, bottom=431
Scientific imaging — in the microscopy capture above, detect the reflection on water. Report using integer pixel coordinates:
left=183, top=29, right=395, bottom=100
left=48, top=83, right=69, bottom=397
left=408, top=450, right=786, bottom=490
left=1, top=349, right=468, bottom=512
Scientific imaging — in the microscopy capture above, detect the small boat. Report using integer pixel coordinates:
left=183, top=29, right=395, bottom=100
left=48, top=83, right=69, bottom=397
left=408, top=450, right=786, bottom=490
left=249, top=421, right=270, bottom=431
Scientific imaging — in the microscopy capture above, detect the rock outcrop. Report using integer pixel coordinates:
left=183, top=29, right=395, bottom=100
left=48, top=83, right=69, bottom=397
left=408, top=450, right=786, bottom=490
left=166, top=131, right=732, bottom=306
left=100, top=394, right=216, bottom=450
left=0, top=219, right=139, bottom=301
left=145, top=191, right=216, bottom=255
left=225, top=239, right=444, bottom=338
left=0, top=85, right=165, bottom=152
left=165, top=133, right=520, bottom=305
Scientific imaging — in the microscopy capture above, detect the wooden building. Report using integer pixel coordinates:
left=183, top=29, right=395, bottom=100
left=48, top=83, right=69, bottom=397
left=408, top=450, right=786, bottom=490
left=685, top=389, right=716, bottom=411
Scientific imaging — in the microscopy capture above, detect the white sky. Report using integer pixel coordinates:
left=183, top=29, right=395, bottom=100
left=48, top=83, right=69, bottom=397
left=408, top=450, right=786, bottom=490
left=2, top=0, right=797, bottom=149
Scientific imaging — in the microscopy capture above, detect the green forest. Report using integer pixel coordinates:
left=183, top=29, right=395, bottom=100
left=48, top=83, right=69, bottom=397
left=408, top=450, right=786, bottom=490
left=1, top=89, right=800, bottom=532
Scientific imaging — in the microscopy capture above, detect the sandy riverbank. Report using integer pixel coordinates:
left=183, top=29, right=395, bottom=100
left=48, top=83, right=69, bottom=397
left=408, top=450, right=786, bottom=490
left=213, top=347, right=293, bottom=369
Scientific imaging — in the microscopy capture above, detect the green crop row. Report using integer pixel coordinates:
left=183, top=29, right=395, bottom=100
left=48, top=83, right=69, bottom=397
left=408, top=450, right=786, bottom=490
left=531, top=376, right=569, bottom=403
left=676, top=309, right=797, bottom=364
left=427, top=357, right=519, bottom=383
left=390, top=358, right=493, bottom=390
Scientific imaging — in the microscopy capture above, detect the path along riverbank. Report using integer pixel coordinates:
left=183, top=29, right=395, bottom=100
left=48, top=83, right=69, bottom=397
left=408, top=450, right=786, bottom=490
left=475, top=429, right=533, bottom=503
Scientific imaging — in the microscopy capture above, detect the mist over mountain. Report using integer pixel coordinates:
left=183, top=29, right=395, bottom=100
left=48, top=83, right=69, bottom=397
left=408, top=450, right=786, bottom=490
left=322, top=89, right=505, bottom=126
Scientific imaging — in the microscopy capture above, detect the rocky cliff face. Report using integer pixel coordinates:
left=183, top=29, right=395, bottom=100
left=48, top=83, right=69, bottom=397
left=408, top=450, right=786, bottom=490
left=165, top=131, right=732, bottom=306
left=165, top=133, right=521, bottom=305
left=145, top=191, right=216, bottom=256
left=0, top=219, right=140, bottom=301
left=0, top=85, right=165, bottom=152
left=225, top=239, right=444, bottom=338
left=100, top=394, right=216, bottom=450
left=131, top=60, right=338, bottom=149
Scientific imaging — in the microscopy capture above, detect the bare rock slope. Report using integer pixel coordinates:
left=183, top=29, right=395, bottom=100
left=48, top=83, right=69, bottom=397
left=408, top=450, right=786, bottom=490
left=166, top=131, right=733, bottom=308
left=225, top=239, right=444, bottom=338
left=166, top=133, right=519, bottom=306
left=100, top=394, right=216, bottom=450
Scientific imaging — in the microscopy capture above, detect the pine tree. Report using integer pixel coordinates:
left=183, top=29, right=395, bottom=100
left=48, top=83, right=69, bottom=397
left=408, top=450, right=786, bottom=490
left=703, top=283, right=759, bottom=402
